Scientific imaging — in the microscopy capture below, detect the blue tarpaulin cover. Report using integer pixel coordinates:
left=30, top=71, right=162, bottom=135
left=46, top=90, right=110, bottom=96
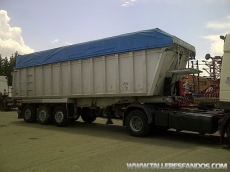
left=16, top=28, right=174, bottom=69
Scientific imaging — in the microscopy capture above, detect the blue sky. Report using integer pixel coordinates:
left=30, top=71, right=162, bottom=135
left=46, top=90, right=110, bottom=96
left=0, top=0, right=230, bottom=75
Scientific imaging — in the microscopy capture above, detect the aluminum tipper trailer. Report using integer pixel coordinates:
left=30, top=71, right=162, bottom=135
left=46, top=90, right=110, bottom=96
left=14, top=28, right=228, bottom=140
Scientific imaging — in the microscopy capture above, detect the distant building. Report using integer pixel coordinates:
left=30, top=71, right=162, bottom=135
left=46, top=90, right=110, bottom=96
left=181, top=75, right=211, bottom=92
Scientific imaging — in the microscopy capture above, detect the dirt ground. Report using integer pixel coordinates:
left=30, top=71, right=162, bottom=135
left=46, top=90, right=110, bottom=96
left=0, top=110, right=229, bottom=172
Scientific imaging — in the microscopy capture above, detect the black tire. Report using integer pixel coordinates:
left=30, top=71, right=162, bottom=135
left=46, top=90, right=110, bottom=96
left=37, top=106, right=52, bottom=125
left=81, top=109, right=97, bottom=123
left=53, top=106, right=69, bottom=127
left=113, top=109, right=122, bottom=119
left=22, top=104, right=37, bottom=123
left=125, top=110, right=150, bottom=137
left=101, top=109, right=108, bottom=117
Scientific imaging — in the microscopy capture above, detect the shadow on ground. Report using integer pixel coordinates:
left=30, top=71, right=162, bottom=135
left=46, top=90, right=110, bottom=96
left=10, top=118, right=228, bottom=150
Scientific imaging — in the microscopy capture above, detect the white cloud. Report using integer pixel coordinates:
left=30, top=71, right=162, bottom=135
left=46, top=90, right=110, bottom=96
left=122, top=0, right=136, bottom=7
left=206, top=21, right=230, bottom=30
left=203, top=15, right=230, bottom=56
left=203, top=35, right=224, bottom=56
left=0, top=10, right=34, bottom=57
left=51, top=39, right=59, bottom=43
left=205, top=15, right=230, bottom=30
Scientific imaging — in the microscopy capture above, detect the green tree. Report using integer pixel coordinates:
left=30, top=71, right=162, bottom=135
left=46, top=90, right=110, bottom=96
left=0, top=52, right=18, bottom=86
left=0, top=54, right=3, bottom=75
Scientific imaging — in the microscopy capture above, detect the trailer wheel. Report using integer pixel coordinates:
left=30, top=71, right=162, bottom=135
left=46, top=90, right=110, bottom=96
left=101, top=109, right=108, bottom=117
left=53, top=106, right=68, bottom=127
left=22, top=104, right=37, bottom=123
left=37, top=106, right=52, bottom=125
left=113, top=109, right=122, bottom=119
left=81, top=109, right=97, bottom=123
left=125, top=110, right=150, bottom=137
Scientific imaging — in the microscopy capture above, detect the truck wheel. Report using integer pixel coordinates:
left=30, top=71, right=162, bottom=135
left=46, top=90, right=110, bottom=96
left=22, top=104, right=37, bottom=123
left=81, top=109, right=97, bottom=123
left=125, top=110, right=150, bottom=137
left=37, top=106, right=52, bottom=125
left=53, top=106, right=69, bottom=127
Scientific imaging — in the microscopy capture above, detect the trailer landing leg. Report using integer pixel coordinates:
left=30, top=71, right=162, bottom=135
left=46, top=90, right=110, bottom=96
left=106, top=106, right=113, bottom=124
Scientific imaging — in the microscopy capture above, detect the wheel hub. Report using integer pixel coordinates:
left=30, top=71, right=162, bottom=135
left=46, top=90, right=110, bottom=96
left=39, top=110, right=46, bottom=121
left=25, top=109, right=31, bottom=119
left=130, top=116, right=143, bottom=132
left=55, top=111, right=64, bottom=123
